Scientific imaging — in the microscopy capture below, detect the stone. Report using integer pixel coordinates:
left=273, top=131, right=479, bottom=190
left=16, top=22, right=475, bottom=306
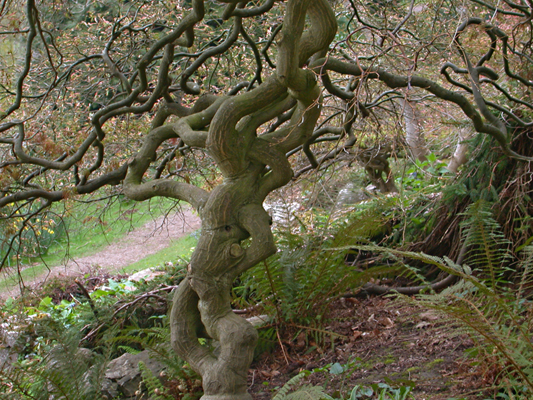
left=104, top=350, right=165, bottom=398
left=0, top=348, right=16, bottom=370
left=100, top=377, right=120, bottom=399
left=128, top=268, right=165, bottom=283
left=335, top=182, right=370, bottom=207
left=0, top=319, right=28, bottom=370
left=246, top=315, right=269, bottom=328
left=264, top=201, right=300, bottom=227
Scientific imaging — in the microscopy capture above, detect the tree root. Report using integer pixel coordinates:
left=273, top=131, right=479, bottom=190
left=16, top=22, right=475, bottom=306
left=353, top=273, right=457, bottom=297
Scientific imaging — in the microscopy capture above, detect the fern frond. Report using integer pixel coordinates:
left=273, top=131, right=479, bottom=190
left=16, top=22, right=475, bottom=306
left=285, top=385, right=334, bottom=400
left=329, top=197, right=396, bottom=248
left=139, top=361, right=172, bottom=400
left=0, top=337, right=107, bottom=400
left=516, top=244, right=533, bottom=307
left=381, top=243, right=533, bottom=395
left=272, top=371, right=309, bottom=400
left=460, top=200, right=512, bottom=285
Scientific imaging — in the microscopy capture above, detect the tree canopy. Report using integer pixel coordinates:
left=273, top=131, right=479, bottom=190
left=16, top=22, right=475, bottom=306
left=1, top=0, right=532, bottom=398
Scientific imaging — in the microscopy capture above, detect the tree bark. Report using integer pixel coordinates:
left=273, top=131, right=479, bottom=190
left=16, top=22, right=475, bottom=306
left=447, top=125, right=473, bottom=173
left=122, top=1, right=336, bottom=398
left=169, top=78, right=322, bottom=400
left=401, top=98, right=429, bottom=162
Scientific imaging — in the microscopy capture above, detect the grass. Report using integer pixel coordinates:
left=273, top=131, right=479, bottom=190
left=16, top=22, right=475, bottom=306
left=48, top=196, right=181, bottom=260
left=0, top=195, right=195, bottom=295
left=120, top=233, right=198, bottom=274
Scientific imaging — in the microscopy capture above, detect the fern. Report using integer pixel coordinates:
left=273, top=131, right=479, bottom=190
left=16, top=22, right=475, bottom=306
left=242, top=204, right=405, bottom=327
left=139, top=361, right=173, bottom=400
left=0, top=323, right=108, bottom=400
left=273, top=372, right=333, bottom=400
left=115, top=322, right=205, bottom=399
left=285, top=385, right=334, bottom=400
left=347, top=238, right=533, bottom=396
left=272, top=371, right=307, bottom=400
left=117, top=344, right=142, bottom=355
left=460, top=200, right=512, bottom=286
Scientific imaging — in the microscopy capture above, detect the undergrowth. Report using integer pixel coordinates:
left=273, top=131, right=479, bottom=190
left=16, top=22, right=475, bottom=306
left=2, top=135, right=533, bottom=399
left=238, top=196, right=418, bottom=352
left=348, top=200, right=533, bottom=399
left=0, top=259, right=202, bottom=400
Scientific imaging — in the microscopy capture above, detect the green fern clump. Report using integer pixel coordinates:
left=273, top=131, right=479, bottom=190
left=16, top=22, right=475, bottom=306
left=242, top=205, right=395, bottom=323
left=139, top=361, right=173, bottom=400
left=0, top=324, right=108, bottom=400
left=282, top=385, right=334, bottom=400
left=273, top=371, right=333, bottom=400
left=107, top=321, right=204, bottom=398
left=460, top=200, right=512, bottom=285
left=239, top=199, right=408, bottom=350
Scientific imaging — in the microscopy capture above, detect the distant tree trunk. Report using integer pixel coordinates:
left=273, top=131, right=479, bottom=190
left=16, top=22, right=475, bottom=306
left=447, top=125, right=473, bottom=173
left=401, top=98, right=429, bottom=162
left=357, top=143, right=398, bottom=193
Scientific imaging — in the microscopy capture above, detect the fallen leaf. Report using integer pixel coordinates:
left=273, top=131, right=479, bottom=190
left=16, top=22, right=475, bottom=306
left=416, top=321, right=431, bottom=329
left=420, top=311, right=440, bottom=321
left=379, top=316, right=394, bottom=329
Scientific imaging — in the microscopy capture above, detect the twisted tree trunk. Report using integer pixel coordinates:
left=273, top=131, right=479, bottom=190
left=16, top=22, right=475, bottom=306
left=124, top=1, right=337, bottom=398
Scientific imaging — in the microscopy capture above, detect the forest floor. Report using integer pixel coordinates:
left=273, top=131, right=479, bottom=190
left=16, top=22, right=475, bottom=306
left=248, top=296, right=488, bottom=400
left=4, top=210, right=490, bottom=400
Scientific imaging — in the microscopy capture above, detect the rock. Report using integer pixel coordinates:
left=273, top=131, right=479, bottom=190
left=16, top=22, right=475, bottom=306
left=128, top=268, right=165, bottom=283
left=0, top=348, right=16, bottom=370
left=104, top=350, right=165, bottom=398
left=247, top=315, right=269, bottom=327
left=0, top=318, right=30, bottom=370
left=335, top=182, right=370, bottom=207
left=0, top=321, right=20, bottom=348
left=48, top=345, right=95, bottom=369
left=100, top=377, right=120, bottom=399
left=264, top=201, right=300, bottom=227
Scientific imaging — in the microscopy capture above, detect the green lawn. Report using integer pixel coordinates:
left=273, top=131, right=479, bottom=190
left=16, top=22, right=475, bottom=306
left=0, top=195, right=197, bottom=296
left=120, top=233, right=197, bottom=274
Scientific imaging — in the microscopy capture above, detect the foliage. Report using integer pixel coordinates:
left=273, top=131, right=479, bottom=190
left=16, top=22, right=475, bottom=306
left=427, top=132, right=533, bottom=262
left=344, top=383, right=413, bottom=400
left=0, top=195, right=180, bottom=286
left=347, top=201, right=533, bottom=398
left=271, top=361, right=415, bottom=400
left=240, top=203, right=405, bottom=327
left=0, top=323, right=108, bottom=400
left=272, top=371, right=333, bottom=400
left=397, top=153, right=449, bottom=194
left=139, top=360, right=174, bottom=400
left=0, top=208, right=65, bottom=267
left=459, top=200, right=512, bottom=283
left=1, top=0, right=532, bottom=270
left=0, top=262, right=201, bottom=399
left=1, top=0, right=533, bottom=397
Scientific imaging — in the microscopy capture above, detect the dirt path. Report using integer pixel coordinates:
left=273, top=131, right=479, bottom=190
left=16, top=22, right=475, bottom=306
left=1, top=208, right=201, bottom=298
left=63, top=208, right=201, bottom=271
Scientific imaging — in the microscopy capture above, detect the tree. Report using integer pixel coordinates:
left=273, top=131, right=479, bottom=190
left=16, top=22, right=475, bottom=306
left=1, top=0, right=532, bottom=398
